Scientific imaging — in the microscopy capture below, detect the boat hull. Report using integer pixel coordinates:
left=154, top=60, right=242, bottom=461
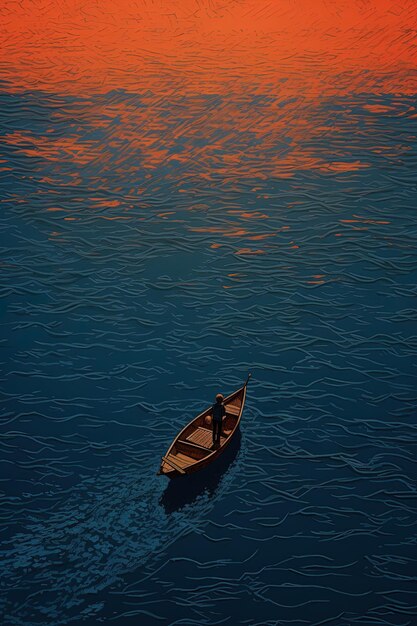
left=164, top=424, right=240, bottom=479
left=159, top=376, right=250, bottom=477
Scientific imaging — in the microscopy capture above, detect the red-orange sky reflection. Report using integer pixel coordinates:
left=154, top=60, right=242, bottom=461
left=1, top=0, right=416, bottom=96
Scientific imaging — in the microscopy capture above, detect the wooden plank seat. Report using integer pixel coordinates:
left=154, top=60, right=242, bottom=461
left=186, top=426, right=225, bottom=449
left=164, top=452, right=192, bottom=469
left=162, top=455, right=186, bottom=474
left=178, top=437, right=207, bottom=452
left=177, top=439, right=211, bottom=455
left=226, top=404, right=240, bottom=416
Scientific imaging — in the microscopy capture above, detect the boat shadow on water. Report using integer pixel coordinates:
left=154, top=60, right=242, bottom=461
left=160, top=430, right=241, bottom=514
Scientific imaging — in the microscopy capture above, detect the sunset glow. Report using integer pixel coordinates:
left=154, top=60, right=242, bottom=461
left=1, top=0, right=416, bottom=95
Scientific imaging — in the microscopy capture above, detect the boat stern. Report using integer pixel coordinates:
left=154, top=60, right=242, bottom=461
left=158, top=457, right=181, bottom=477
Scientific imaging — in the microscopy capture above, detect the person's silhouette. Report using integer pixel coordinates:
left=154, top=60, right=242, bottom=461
left=212, top=393, right=225, bottom=448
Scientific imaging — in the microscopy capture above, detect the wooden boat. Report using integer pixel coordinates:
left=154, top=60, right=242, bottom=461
left=158, top=374, right=251, bottom=477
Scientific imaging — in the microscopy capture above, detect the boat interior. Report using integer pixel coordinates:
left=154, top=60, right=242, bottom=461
left=161, top=390, right=243, bottom=474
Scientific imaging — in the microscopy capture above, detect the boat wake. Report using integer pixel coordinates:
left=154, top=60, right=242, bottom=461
left=1, top=445, right=242, bottom=625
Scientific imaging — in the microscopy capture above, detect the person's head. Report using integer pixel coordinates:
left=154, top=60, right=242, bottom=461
left=215, top=393, right=224, bottom=403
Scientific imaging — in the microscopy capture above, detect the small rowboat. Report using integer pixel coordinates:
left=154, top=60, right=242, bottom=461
left=158, top=373, right=251, bottom=477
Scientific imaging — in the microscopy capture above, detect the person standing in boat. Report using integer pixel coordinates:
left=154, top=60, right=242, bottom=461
left=212, top=393, right=226, bottom=447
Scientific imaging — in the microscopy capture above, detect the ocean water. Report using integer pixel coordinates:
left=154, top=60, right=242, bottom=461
left=1, top=83, right=417, bottom=626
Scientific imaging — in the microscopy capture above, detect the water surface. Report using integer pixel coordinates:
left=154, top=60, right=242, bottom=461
left=1, top=2, right=417, bottom=624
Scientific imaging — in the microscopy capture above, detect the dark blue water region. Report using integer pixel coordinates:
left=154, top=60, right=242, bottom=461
left=1, top=86, right=417, bottom=625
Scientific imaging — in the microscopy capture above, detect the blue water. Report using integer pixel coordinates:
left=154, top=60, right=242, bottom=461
left=1, top=87, right=417, bottom=625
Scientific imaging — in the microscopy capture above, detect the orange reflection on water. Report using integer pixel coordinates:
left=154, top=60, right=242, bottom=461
left=1, top=0, right=416, bottom=96
left=2, top=131, right=99, bottom=165
left=1, top=83, right=408, bottom=194
left=222, top=230, right=249, bottom=238
left=97, top=216, right=132, bottom=221
left=227, top=212, right=269, bottom=220
left=235, top=248, right=265, bottom=255
left=318, top=161, right=369, bottom=172
left=247, top=234, right=276, bottom=241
